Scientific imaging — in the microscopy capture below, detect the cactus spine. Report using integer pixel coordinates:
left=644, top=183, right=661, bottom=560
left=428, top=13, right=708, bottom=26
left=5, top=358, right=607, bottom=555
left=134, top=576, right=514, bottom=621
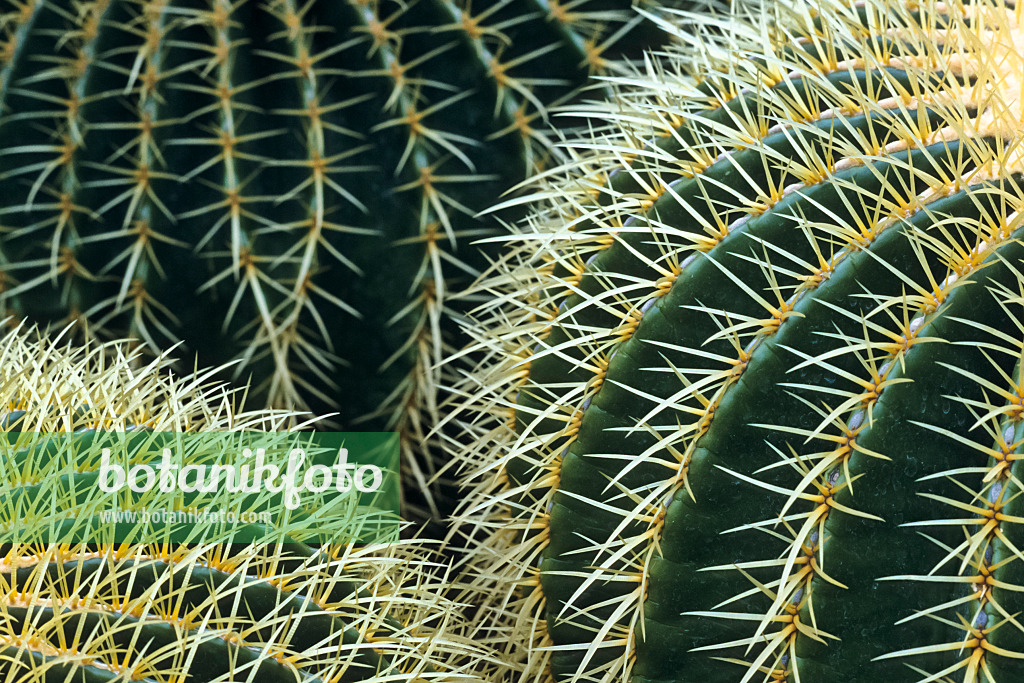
left=0, top=327, right=478, bottom=682
left=452, top=0, right=1024, bottom=680
left=0, top=0, right=692, bottom=519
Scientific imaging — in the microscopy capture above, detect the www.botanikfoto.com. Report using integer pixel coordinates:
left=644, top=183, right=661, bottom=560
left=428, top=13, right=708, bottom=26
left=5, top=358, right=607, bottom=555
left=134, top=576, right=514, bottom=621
left=98, top=508, right=273, bottom=526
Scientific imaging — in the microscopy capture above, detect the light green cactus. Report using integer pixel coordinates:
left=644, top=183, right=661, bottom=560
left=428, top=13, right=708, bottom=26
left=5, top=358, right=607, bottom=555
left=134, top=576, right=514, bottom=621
left=0, top=326, right=480, bottom=682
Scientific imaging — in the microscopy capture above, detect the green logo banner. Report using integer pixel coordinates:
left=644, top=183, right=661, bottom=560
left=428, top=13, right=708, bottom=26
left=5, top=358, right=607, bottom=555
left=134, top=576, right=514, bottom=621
left=0, top=431, right=400, bottom=544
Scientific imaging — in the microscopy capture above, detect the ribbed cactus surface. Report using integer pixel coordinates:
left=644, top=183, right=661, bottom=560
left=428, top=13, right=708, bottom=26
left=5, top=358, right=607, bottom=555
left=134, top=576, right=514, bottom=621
left=452, top=0, right=1024, bottom=680
left=0, top=329, right=478, bottom=682
left=0, top=0, right=690, bottom=516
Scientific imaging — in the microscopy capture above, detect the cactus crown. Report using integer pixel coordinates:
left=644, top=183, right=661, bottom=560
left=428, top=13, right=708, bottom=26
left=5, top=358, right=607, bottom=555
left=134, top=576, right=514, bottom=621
left=451, top=0, right=1024, bottom=680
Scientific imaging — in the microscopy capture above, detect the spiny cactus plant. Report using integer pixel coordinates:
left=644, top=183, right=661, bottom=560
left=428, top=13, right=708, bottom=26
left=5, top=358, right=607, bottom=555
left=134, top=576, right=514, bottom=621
left=0, top=0, right=704, bottom=519
left=0, top=327, right=481, bottom=682
left=450, top=0, right=1024, bottom=680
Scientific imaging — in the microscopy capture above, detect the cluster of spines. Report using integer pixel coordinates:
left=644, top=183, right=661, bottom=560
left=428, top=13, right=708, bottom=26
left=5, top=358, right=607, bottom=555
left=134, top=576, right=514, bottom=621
left=0, top=541, right=474, bottom=682
left=0, top=325, right=484, bottom=682
left=449, top=0, right=1024, bottom=681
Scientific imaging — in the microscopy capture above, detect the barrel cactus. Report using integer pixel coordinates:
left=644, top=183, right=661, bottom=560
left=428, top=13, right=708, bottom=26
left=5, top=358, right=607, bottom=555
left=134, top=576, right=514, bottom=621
left=0, top=0, right=705, bottom=520
left=0, top=327, right=478, bottom=682
left=451, top=0, right=1024, bottom=680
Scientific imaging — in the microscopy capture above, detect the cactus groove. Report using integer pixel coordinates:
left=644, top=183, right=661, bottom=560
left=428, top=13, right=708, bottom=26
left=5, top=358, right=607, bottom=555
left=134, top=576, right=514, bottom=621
left=452, top=0, right=1024, bottom=680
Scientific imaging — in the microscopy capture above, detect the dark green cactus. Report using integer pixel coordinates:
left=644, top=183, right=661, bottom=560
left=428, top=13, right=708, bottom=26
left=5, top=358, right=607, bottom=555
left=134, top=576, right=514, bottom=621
left=0, top=328, right=477, bottom=683
left=451, top=0, right=1024, bottom=680
left=0, top=0, right=699, bottom=519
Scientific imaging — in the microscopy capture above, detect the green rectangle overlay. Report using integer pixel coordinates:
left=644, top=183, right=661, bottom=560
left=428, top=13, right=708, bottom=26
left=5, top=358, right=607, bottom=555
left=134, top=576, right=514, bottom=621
left=0, top=431, right=400, bottom=544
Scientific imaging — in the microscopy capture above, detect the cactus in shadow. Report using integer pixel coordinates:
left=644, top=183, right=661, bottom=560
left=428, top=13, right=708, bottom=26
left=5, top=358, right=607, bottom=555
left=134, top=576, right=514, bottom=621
left=0, top=0, right=711, bottom=521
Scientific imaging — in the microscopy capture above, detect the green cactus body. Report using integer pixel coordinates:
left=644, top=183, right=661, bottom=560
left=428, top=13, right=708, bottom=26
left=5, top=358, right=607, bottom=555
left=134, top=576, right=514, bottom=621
left=0, top=329, right=477, bottom=682
left=453, top=0, right=1024, bottom=680
left=0, top=0, right=693, bottom=519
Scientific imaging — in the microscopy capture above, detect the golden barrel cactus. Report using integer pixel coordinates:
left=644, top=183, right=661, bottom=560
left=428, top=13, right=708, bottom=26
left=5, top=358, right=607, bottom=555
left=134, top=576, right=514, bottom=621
left=450, top=0, right=1024, bottom=680
left=0, top=327, right=479, bottom=682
